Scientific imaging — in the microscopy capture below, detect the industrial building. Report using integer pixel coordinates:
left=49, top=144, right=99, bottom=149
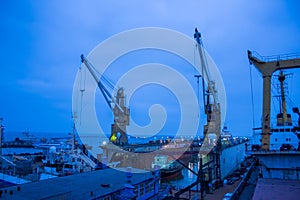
left=0, top=168, right=160, bottom=200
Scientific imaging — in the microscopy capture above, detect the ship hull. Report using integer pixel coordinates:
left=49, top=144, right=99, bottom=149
left=160, top=165, right=183, bottom=179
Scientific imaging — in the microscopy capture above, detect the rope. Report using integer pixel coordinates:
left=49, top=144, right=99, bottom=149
left=79, top=66, right=86, bottom=125
left=271, top=76, right=280, bottom=116
left=101, top=75, right=115, bottom=91
left=89, top=62, right=116, bottom=90
left=249, top=65, right=256, bottom=133
left=193, top=44, right=200, bottom=136
left=193, top=44, right=200, bottom=113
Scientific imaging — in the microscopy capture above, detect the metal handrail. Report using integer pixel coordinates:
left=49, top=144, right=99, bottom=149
left=230, top=160, right=255, bottom=200
left=251, top=51, right=300, bottom=62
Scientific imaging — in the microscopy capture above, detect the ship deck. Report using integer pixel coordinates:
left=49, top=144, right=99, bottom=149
left=252, top=178, right=300, bottom=200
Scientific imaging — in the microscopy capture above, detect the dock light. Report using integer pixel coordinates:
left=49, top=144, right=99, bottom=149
left=110, top=134, right=117, bottom=142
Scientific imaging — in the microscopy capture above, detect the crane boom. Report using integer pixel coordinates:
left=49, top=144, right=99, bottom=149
left=194, top=29, right=218, bottom=109
left=80, top=54, right=123, bottom=112
left=194, top=29, right=221, bottom=132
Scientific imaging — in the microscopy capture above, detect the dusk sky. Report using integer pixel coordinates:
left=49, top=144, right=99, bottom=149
left=1, top=0, right=300, bottom=138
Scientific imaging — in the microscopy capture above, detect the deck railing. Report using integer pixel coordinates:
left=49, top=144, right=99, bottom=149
left=230, top=159, right=256, bottom=200
left=251, top=51, right=300, bottom=62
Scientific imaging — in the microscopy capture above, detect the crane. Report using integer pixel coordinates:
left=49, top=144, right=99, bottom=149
left=194, top=29, right=222, bottom=147
left=80, top=54, right=130, bottom=146
left=248, top=50, right=300, bottom=150
left=176, top=29, right=223, bottom=199
left=194, top=28, right=222, bottom=183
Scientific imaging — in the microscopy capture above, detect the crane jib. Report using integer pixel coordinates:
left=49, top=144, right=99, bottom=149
left=80, top=54, right=124, bottom=113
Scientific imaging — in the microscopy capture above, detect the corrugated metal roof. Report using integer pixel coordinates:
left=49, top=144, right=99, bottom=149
left=0, top=168, right=154, bottom=200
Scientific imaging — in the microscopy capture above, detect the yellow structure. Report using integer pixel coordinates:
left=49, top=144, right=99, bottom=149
left=247, top=51, right=300, bottom=150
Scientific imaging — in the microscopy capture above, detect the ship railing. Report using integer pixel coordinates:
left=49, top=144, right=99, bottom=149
left=251, top=150, right=300, bottom=155
left=251, top=51, right=300, bottom=62
left=77, top=153, right=97, bottom=168
left=230, top=159, right=255, bottom=200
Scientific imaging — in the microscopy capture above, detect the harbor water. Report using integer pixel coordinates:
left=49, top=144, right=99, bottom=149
left=163, top=162, right=200, bottom=189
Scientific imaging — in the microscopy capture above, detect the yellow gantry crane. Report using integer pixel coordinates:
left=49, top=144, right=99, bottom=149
left=248, top=50, right=300, bottom=150
left=80, top=54, right=130, bottom=146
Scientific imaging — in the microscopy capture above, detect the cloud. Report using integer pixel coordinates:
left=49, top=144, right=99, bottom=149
left=1, top=0, right=300, bottom=135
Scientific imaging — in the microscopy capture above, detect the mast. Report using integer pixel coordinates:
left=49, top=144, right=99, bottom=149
left=278, top=71, right=287, bottom=125
left=0, top=118, right=4, bottom=156
left=72, top=113, right=77, bottom=152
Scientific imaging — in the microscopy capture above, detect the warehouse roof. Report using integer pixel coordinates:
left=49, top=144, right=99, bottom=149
left=0, top=168, right=153, bottom=199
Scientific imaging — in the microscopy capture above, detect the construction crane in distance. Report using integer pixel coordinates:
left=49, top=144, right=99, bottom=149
left=80, top=54, right=130, bottom=146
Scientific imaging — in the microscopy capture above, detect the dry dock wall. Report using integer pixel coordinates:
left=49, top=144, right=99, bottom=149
left=220, top=142, right=246, bottom=179
left=254, top=152, right=300, bottom=180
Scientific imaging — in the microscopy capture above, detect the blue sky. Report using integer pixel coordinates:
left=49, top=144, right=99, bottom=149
left=1, top=0, right=300, bottom=138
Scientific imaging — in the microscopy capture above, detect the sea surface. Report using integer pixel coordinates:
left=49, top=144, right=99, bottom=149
left=2, top=148, right=43, bottom=155
left=3, top=131, right=69, bottom=141
left=4, top=131, right=201, bottom=142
